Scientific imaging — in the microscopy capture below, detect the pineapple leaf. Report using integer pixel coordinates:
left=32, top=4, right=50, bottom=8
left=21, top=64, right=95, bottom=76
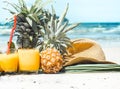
left=26, top=17, right=32, bottom=27
left=29, top=5, right=36, bottom=13
left=54, top=19, right=58, bottom=32
left=56, top=32, right=66, bottom=40
left=49, top=16, right=55, bottom=36
left=39, top=30, right=45, bottom=37
left=3, top=1, right=20, bottom=12
left=29, top=14, right=40, bottom=23
left=3, top=8, right=16, bottom=14
left=62, top=41, right=71, bottom=47
left=35, top=9, right=43, bottom=16
left=51, top=5, right=55, bottom=13
left=35, top=6, right=42, bottom=14
left=35, top=0, right=52, bottom=14
left=18, top=0, right=28, bottom=14
left=57, top=3, right=69, bottom=29
left=18, top=0, right=24, bottom=7
left=63, top=23, right=80, bottom=33
left=44, top=23, right=51, bottom=37
left=30, top=0, right=42, bottom=13
left=55, top=21, right=68, bottom=37
left=21, top=8, right=29, bottom=14
left=21, top=0, right=27, bottom=9
left=59, top=44, right=68, bottom=54
left=51, top=5, right=56, bottom=19
left=50, top=6, right=57, bottom=35
left=40, top=3, right=79, bottom=54
left=18, top=0, right=23, bottom=7
left=34, top=0, right=42, bottom=5
left=34, top=0, right=43, bottom=8
left=32, top=20, right=38, bottom=32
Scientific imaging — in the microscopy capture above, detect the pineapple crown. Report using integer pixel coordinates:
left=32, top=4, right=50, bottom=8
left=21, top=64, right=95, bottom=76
left=3, top=0, right=53, bottom=49
left=39, top=4, right=80, bottom=55
left=3, top=0, right=79, bottom=52
left=3, top=0, right=53, bottom=26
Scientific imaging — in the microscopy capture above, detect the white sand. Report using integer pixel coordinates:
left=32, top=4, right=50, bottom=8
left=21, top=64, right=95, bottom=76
left=102, top=47, right=120, bottom=64
left=0, top=41, right=120, bottom=89
left=0, top=73, right=120, bottom=89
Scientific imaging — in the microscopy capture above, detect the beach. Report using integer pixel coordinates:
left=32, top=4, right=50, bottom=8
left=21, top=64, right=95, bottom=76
left=0, top=23, right=120, bottom=89
left=0, top=0, right=120, bottom=88
left=103, top=47, right=120, bottom=64
left=0, top=43, right=120, bottom=89
left=98, top=40, right=120, bottom=64
left=0, top=72, right=120, bottom=89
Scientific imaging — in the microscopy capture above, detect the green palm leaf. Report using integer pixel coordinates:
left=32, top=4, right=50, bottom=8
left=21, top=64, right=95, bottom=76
left=64, top=64, right=120, bottom=73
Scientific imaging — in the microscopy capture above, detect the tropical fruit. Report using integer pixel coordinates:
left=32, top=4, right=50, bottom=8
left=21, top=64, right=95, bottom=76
left=18, top=49, right=40, bottom=72
left=40, top=4, right=79, bottom=73
left=41, top=48, right=63, bottom=73
left=0, top=53, right=19, bottom=72
left=4, top=0, right=51, bottom=49
left=4, top=0, right=79, bottom=73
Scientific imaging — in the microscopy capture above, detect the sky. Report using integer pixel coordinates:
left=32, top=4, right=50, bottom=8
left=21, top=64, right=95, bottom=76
left=0, top=0, right=120, bottom=23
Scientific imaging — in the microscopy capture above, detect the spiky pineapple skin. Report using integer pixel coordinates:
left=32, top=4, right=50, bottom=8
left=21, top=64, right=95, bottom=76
left=40, top=48, right=63, bottom=73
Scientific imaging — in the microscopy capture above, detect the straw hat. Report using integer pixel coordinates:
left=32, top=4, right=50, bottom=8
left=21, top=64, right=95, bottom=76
left=64, top=38, right=115, bottom=66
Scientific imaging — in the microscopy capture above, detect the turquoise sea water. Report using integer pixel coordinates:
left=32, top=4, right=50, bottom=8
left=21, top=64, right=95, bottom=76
left=67, top=23, right=120, bottom=40
left=0, top=22, right=120, bottom=52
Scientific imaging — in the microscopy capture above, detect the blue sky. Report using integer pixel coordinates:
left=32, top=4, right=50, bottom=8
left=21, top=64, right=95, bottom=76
left=0, top=0, right=120, bottom=23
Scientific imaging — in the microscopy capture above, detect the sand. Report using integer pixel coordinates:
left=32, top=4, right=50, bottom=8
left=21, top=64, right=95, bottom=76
left=0, top=73, right=120, bottom=89
left=0, top=46, right=120, bottom=89
left=102, top=47, right=120, bottom=64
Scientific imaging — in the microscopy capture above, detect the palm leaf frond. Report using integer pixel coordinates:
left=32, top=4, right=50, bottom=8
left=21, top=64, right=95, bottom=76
left=64, top=64, right=120, bottom=73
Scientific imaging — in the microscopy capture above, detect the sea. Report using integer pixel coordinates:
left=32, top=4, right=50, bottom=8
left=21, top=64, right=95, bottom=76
left=0, top=22, right=120, bottom=52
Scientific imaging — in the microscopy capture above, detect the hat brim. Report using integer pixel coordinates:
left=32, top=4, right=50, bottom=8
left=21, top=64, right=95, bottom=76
left=64, top=56, right=115, bottom=66
left=64, top=38, right=116, bottom=66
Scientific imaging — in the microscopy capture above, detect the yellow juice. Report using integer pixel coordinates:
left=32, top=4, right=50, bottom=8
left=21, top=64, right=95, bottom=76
left=18, top=49, right=40, bottom=72
left=0, top=53, right=19, bottom=72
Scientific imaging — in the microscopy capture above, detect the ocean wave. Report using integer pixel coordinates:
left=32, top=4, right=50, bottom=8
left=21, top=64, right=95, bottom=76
left=68, top=25, right=120, bottom=34
left=0, top=29, right=11, bottom=36
left=102, top=25, right=120, bottom=34
left=0, top=26, right=10, bottom=29
left=0, top=23, right=120, bottom=37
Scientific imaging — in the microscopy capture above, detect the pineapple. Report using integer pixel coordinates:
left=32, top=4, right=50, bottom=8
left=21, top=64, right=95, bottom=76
left=41, top=48, right=63, bottom=73
left=40, top=4, right=79, bottom=73
left=4, top=0, right=52, bottom=49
